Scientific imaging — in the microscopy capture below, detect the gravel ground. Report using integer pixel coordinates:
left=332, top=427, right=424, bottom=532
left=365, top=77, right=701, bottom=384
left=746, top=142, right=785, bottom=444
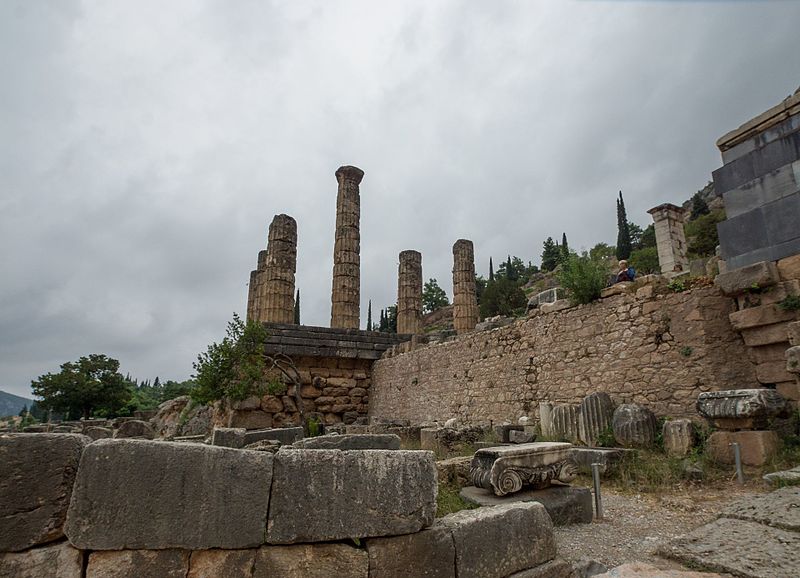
left=554, top=484, right=762, bottom=572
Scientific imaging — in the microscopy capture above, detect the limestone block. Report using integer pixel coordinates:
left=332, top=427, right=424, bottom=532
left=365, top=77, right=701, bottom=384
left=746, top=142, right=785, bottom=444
left=86, top=550, right=190, bottom=578
left=593, top=562, right=722, bottom=578
left=419, top=427, right=441, bottom=451
left=459, top=485, right=593, bottom=526
left=756, top=360, right=795, bottom=384
left=366, top=525, right=455, bottom=578
left=65, top=439, right=273, bottom=550
left=776, top=381, right=800, bottom=401
left=728, top=304, right=799, bottom=330
left=787, top=346, right=800, bottom=374
left=578, top=392, right=615, bottom=447
left=508, top=559, right=576, bottom=578
left=436, top=455, right=472, bottom=487
left=662, top=419, right=695, bottom=457
left=541, top=299, right=571, bottom=313
left=0, top=541, right=83, bottom=578
left=470, top=442, right=577, bottom=496
left=763, top=466, right=800, bottom=486
left=714, top=261, right=780, bottom=296
left=228, top=410, right=273, bottom=430
left=84, top=426, right=112, bottom=440
left=788, top=321, right=800, bottom=345
left=188, top=550, right=257, bottom=578
left=113, top=419, right=154, bottom=439
left=538, top=402, right=554, bottom=438
left=266, top=449, right=436, bottom=543
left=494, top=424, right=524, bottom=442
left=437, top=502, right=556, bottom=578
left=659, top=518, right=800, bottom=578
left=0, top=433, right=90, bottom=552
left=569, top=447, right=629, bottom=477
left=549, top=404, right=580, bottom=443
left=777, top=253, right=800, bottom=280
left=741, top=323, right=794, bottom=347
left=600, top=283, right=631, bottom=298
left=255, top=543, right=368, bottom=578
left=721, top=486, right=800, bottom=531
left=707, top=430, right=779, bottom=466
left=211, top=427, right=246, bottom=448
left=292, top=433, right=400, bottom=450
left=612, top=404, right=657, bottom=448
left=243, top=426, right=303, bottom=445
left=509, top=430, right=536, bottom=444
left=696, top=389, right=787, bottom=429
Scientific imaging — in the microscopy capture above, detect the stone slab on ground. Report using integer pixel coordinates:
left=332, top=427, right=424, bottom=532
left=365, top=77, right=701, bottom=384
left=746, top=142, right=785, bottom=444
left=243, top=426, right=303, bottom=445
left=65, top=439, right=273, bottom=550
left=366, top=525, right=456, bottom=578
left=266, top=449, right=436, bottom=544
left=594, top=562, right=722, bottom=577
left=255, top=543, right=368, bottom=578
left=460, top=485, right=593, bottom=526
left=507, top=559, right=575, bottom=577
left=763, top=465, right=800, bottom=485
left=720, top=486, right=800, bottom=531
left=292, top=433, right=400, bottom=450
left=437, top=502, right=556, bottom=578
left=210, top=427, right=246, bottom=448
left=0, top=433, right=91, bottom=552
left=658, top=517, right=800, bottom=578
left=86, top=550, right=190, bottom=578
left=570, top=447, right=631, bottom=477
left=0, top=541, right=83, bottom=578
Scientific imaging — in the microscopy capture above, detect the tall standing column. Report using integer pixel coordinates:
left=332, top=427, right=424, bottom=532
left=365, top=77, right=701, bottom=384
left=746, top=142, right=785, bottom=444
left=452, top=239, right=479, bottom=334
left=258, top=214, right=297, bottom=324
left=246, top=250, right=269, bottom=322
left=331, top=165, right=364, bottom=329
left=397, top=250, right=423, bottom=335
left=647, top=203, right=689, bottom=275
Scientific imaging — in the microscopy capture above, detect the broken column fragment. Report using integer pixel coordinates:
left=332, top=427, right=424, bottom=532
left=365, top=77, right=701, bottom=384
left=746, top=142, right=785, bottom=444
left=648, top=203, right=689, bottom=275
left=331, top=166, right=364, bottom=329
left=259, top=214, right=298, bottom=324
left=397, top=250, right=422, bottom=335
left=452, top=239, right=479, bottom=334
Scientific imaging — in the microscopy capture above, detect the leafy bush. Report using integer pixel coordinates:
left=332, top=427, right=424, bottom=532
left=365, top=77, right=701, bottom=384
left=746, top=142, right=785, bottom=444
left=557, top=253, right=609, bottom=305
left=191, top=314, right=271, bottom=405
left=685, top=210, right=725, bottom=258
left=778, top=294, right=800, bottom=311
left=479, top=277, right=527, bottom=318
left=629, top=246, right=659, bottom=275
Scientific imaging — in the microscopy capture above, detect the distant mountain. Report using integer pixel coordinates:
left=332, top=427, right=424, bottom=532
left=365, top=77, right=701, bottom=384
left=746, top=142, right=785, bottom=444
left=0, top=390, right=33, bottom=418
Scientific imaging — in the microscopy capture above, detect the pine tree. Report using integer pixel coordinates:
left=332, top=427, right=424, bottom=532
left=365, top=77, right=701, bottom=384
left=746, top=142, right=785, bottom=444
left=505, top=255, right=518, bottom=282
left=560, top=233, right=569, bottom=263
left=489, top=257, right=494, bottom=282
left=367, top=300, right=373, bottom=331
left=294, top=290, right=300, bottom=324
left=541, top=237, right=560, bottom=272
left=690, top=192, right=710, bottom=220
left=616, top=191, right=632, bottom=260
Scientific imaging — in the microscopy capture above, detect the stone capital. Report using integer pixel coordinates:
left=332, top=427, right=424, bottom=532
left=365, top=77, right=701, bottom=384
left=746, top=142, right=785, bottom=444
left=335, top=165, right=364, bottom=184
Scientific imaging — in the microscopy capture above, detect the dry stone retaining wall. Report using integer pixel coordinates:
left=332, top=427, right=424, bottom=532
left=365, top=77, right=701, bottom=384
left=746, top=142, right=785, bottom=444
left=370, top=286, right=756, bottom=423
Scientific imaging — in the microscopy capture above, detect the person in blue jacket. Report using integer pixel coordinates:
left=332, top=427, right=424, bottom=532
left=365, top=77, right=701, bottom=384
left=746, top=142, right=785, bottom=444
left=616, top=260, right=636, bottom=283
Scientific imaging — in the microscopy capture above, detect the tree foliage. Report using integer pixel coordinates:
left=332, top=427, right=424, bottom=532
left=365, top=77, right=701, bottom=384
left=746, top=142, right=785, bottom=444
left=686, top=209, right=725, bottom=258
left=558, top=253, right=610, bottom=305
left=690, top=192, right=711, bottom=220
left=31, top=354, right=132, bottom=419
left=541, top=237, right=560, bottom=272
left=422, top=278, right=450, bottom=313
left=479, top=277, right=527, bottom=318
left=191, top=314, right=272, bottom=405
left=628, top=246, right=660, bottom=275
left=616, top=191, right=632, bottom=260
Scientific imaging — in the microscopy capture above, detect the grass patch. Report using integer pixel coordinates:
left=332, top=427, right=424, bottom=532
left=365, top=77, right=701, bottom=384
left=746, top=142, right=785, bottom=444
left=436, top=483, right=478, bottom=517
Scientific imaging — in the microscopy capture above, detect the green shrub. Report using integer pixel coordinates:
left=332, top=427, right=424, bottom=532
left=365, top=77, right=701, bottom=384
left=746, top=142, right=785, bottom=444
left=778, top=294, right=800, bottom=311
left=667, top=278, right=686, bottom=292
left=436, top=483, right=478, bottom=517
left=685, top=210, right=725, bottom=258
left=557, top=253, right=609, bottom=305
left=629, top=246, right=659, bottom=275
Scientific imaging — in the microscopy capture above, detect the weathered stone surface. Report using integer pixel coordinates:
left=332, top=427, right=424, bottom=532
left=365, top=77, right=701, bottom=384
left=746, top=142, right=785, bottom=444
left=720, top=486, right=800, bottom=531
left=210, top=426, right=246, bottom=448
left=648, top=203, right=689, bottom=275
left=460, top=485, right=593, bottom=526
left=569, top=447, right=629, bottom=477
left=787, top=345, right=800, bottom=374
left=471, top=442, right=577, bottom=496
left=0, top=541, right=83, bottom=578
left=707, top=430, right=779, bottom=466
left=662, top=419, right=695, bottom=457
left=788, top=321, right=800, bottom=345
left=659, top=517, right=800, bottom=578
left=507, top=559, right=576, bottom=578
left=0, top=433, right=90, bottom=551
left=330, top=166, right=364, bottom=329
left=366, top=525, right=455, bottom=578
left=293, top=433, right=400, bottom=450
left=777, top=253, right=800, bottom=280
left=436, top=456, right=472, bottom=487
left=715, top=261, right=780, bottom=296
left=600, top=283, right=631, bottom=298
left=612, top=404, right=657, bottom=448
left=243, top=426, right=302, bottom=445
left=228, top=409, right=273, bottom=430
left=85, top=426, right=112, bottom=440
left=113, top=419, right=154, bottom=439
left=188, top=549, right=256, bottom=578
left=65, top=439, right=273, bottom=549
left=578, top=392, right=615, bottom=447
left=86, top=550, right=190, bottom=578
left=509, top=429, right=536, bottom=444
left=594, top=562, right=722, bottom=578
left=397, top=250, right=423, bottom=335
left=541, top=299, right=571, bottom=313
left=763, top=465, right=800, bottom=485
left=452, top=239, right=479, bottom=334
left=438, top=502, right=556, bottom=578
left=729, top=303, right=799, bottom=330
left=267, top=449, right=436, bottom=543
left=255, top=543, right=368, bottom=578
left=696, top=389, right=787, bottom=429
left=549, top=404, right=580, bottom=443
left=250, top=214, right=297, bottom=324
left=495, top=424, right=524, bottom=442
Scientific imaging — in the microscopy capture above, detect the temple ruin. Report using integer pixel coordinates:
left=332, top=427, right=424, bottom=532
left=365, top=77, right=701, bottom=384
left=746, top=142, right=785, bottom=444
left=451, top=239, right=479, bottom=334
left=330, top=165, right=364, bottom=330
left=397, top=250, right=423, bottom=335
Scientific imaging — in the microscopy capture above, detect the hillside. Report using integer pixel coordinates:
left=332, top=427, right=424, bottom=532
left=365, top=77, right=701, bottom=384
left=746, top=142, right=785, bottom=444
left=0, top=389, right=33, bottom=417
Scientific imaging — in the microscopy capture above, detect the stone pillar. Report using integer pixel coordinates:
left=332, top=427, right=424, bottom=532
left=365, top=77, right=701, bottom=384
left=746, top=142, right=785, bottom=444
left=452, top=239, right=479, bottom=334
left=331, top=165, right=364, bottom=329
left=647, top=203, right=689, bottom=276
left=246, top=250, right=269, bottom=323
left=258, top=214, right=297, bottom=324
left=397, top=250, right=423, bottom=335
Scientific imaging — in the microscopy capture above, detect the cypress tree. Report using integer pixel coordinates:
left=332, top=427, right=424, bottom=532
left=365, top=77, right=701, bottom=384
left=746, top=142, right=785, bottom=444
left=541, top=237, right=560, bottom=272
left=489, top=257, right=494, bottom=282
left=293, top=289, right=301, bottom=324
left=505, top=255, right=518, bottom=282
left=561, top=232, right=569, bottom=262
left=367, top=300, right=373, bottom=331
left=690, top=192, right=710, bottom=220
left=616, top=191, right=632, bottom=260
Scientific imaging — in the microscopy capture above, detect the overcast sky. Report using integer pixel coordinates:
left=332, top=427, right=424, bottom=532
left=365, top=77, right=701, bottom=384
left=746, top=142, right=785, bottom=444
left=2, top=1, right=799, bottom=398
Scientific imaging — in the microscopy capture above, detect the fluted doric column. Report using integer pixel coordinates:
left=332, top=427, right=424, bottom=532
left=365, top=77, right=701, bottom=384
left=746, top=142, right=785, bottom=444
left=397, top=250, right=423, bottom=335
left=452, top=239, right=478, bottom=334
left=248, top=214, right=297, bottom=324
left=330, top=165, right=364, bottom=329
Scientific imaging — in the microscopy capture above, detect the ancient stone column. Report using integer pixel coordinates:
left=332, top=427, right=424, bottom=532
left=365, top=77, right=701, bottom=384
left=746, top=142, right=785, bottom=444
left=246, top=250, right=269, bottom=322
left=647, top=203, right=689, bottom=276
left=258, top=214, right=297, bottom=324
left=452, top=239, right=479, bottom=334
left=397, top=250, right=423, bottom=335
left=330, top=166, right=364, bottom=329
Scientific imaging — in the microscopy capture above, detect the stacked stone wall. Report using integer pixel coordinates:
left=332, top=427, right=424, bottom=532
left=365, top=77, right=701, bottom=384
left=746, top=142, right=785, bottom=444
left=370, top=286, right=756, bottom=423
